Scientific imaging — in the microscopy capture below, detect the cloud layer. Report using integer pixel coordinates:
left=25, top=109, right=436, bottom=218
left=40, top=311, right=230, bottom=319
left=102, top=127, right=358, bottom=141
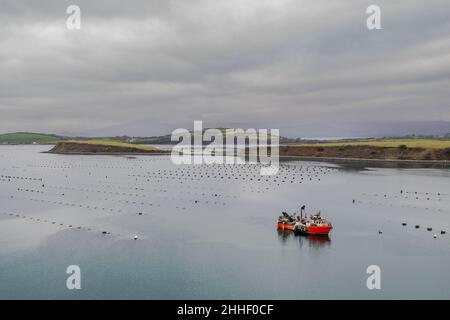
left=1, top=0, right=450, bottom=137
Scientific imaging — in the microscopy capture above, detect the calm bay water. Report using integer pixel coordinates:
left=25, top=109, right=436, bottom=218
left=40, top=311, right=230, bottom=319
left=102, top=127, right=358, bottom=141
left=0, top=145, right=449, bottom=299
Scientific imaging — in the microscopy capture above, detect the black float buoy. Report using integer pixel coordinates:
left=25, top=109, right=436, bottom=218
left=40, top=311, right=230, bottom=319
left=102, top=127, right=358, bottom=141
left=415, top=225, right=420, bottom=229
left=427, top=227, right=432, bottom=231
left=402, top=223, right=407, bottom=226
left=441, top=230, right=446, bottom=235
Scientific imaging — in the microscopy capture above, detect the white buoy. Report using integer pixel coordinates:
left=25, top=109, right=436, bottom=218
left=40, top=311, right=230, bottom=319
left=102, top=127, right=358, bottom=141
left=134, top=235, right=138, bottom=240
left=433, top=234, right=437, bottom=238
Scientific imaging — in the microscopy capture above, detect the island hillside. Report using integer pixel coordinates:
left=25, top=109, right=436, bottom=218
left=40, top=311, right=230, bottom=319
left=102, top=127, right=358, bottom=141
left=278, top=139, right=450, bottom=161
left=47, top=140, right=167, bottom=155
left=0, top=132, right=63, bottom=144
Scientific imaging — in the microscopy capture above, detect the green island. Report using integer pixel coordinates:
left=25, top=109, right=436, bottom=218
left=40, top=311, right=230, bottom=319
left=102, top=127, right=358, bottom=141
left=279, top=139, right=450, bottom=161
left=47, top=140, right=166, bottom=155
left=0, top=132, right=63, bottom=145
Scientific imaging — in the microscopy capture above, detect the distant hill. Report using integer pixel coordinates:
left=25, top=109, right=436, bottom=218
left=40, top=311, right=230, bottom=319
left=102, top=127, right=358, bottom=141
left=131, top=128, right=292, bottom=145
left=2, top=131, right=450, bottom=146
left=0, top=132, right=65, bottom=145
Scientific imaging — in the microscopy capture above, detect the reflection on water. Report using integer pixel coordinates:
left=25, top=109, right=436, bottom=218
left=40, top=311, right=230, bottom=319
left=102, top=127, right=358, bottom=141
left=299, top=234, right=331, bottom=249
left=282, top=157, right=450, bottom=170
left=277, top=229, right=293, bottom=244
left=277, top=229, right=331, bottom=248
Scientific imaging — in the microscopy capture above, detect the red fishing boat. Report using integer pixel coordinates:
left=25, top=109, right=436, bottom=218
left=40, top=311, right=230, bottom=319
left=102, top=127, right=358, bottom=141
left=293, top=213, right=333, bottom=236
left=277, top=212, right=296, bottom=231
left=277, top=207, right=332, bottom=236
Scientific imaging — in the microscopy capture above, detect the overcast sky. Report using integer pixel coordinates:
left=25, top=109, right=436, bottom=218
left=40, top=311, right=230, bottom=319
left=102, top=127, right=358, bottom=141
left=1, top=0, right=450, bottom=137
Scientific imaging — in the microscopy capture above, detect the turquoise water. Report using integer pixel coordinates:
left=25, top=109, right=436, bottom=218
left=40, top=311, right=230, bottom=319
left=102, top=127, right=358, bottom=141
left=0, top=146, right=449, bottom=299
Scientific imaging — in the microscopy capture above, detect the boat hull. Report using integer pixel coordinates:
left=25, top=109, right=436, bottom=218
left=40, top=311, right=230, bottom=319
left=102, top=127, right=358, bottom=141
left=277, top=221, right=295, bottom=231
left=295, top=225, right=332, bottom=235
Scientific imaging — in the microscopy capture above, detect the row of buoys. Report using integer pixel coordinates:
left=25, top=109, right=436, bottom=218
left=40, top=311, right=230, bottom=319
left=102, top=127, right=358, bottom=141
left=147, top=167, right=330, bottom=177
left=1, top=211, right=143, bottom=240
left=22, top=196, right=127, bottom=215
left=353, top=199, right=445, bottom=213
left=148, top=168, right=329, bottom=176
left=368, top=193, right=442, bottom=202
left=401, top=190, right=447, bottom=197
left=49, top=183, right=232, bottom=200
left=131, top=172, right=323, bottom=184
left=402, top=222, right=446, bottom=235
left=81, top=182, right=237, bottom=199
left=17, top=188, right=44, bottom=193
left=0, top=174, right=42, bottom=181
left=29, top=164, right=150, bottom=170
left=1, top=212, right=112, bottom=236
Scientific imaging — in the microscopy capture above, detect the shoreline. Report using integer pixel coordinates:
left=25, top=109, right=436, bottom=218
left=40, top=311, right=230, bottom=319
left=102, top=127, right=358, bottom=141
left=279, top=155, right=450, bottom=164
left=43, top=151, right=170, bottom=156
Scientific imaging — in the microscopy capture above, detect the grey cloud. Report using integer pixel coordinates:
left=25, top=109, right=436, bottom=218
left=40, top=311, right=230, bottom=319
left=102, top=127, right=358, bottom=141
left=1, top=0, right=449, bottom=137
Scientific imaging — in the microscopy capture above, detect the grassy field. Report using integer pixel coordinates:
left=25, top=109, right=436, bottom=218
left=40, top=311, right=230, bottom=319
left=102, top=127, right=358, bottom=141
left=68, top=140, right=160, bottom=151
left=290, top=139, right=450, bottom=149
left=0, top=133, right=62, bottom=144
